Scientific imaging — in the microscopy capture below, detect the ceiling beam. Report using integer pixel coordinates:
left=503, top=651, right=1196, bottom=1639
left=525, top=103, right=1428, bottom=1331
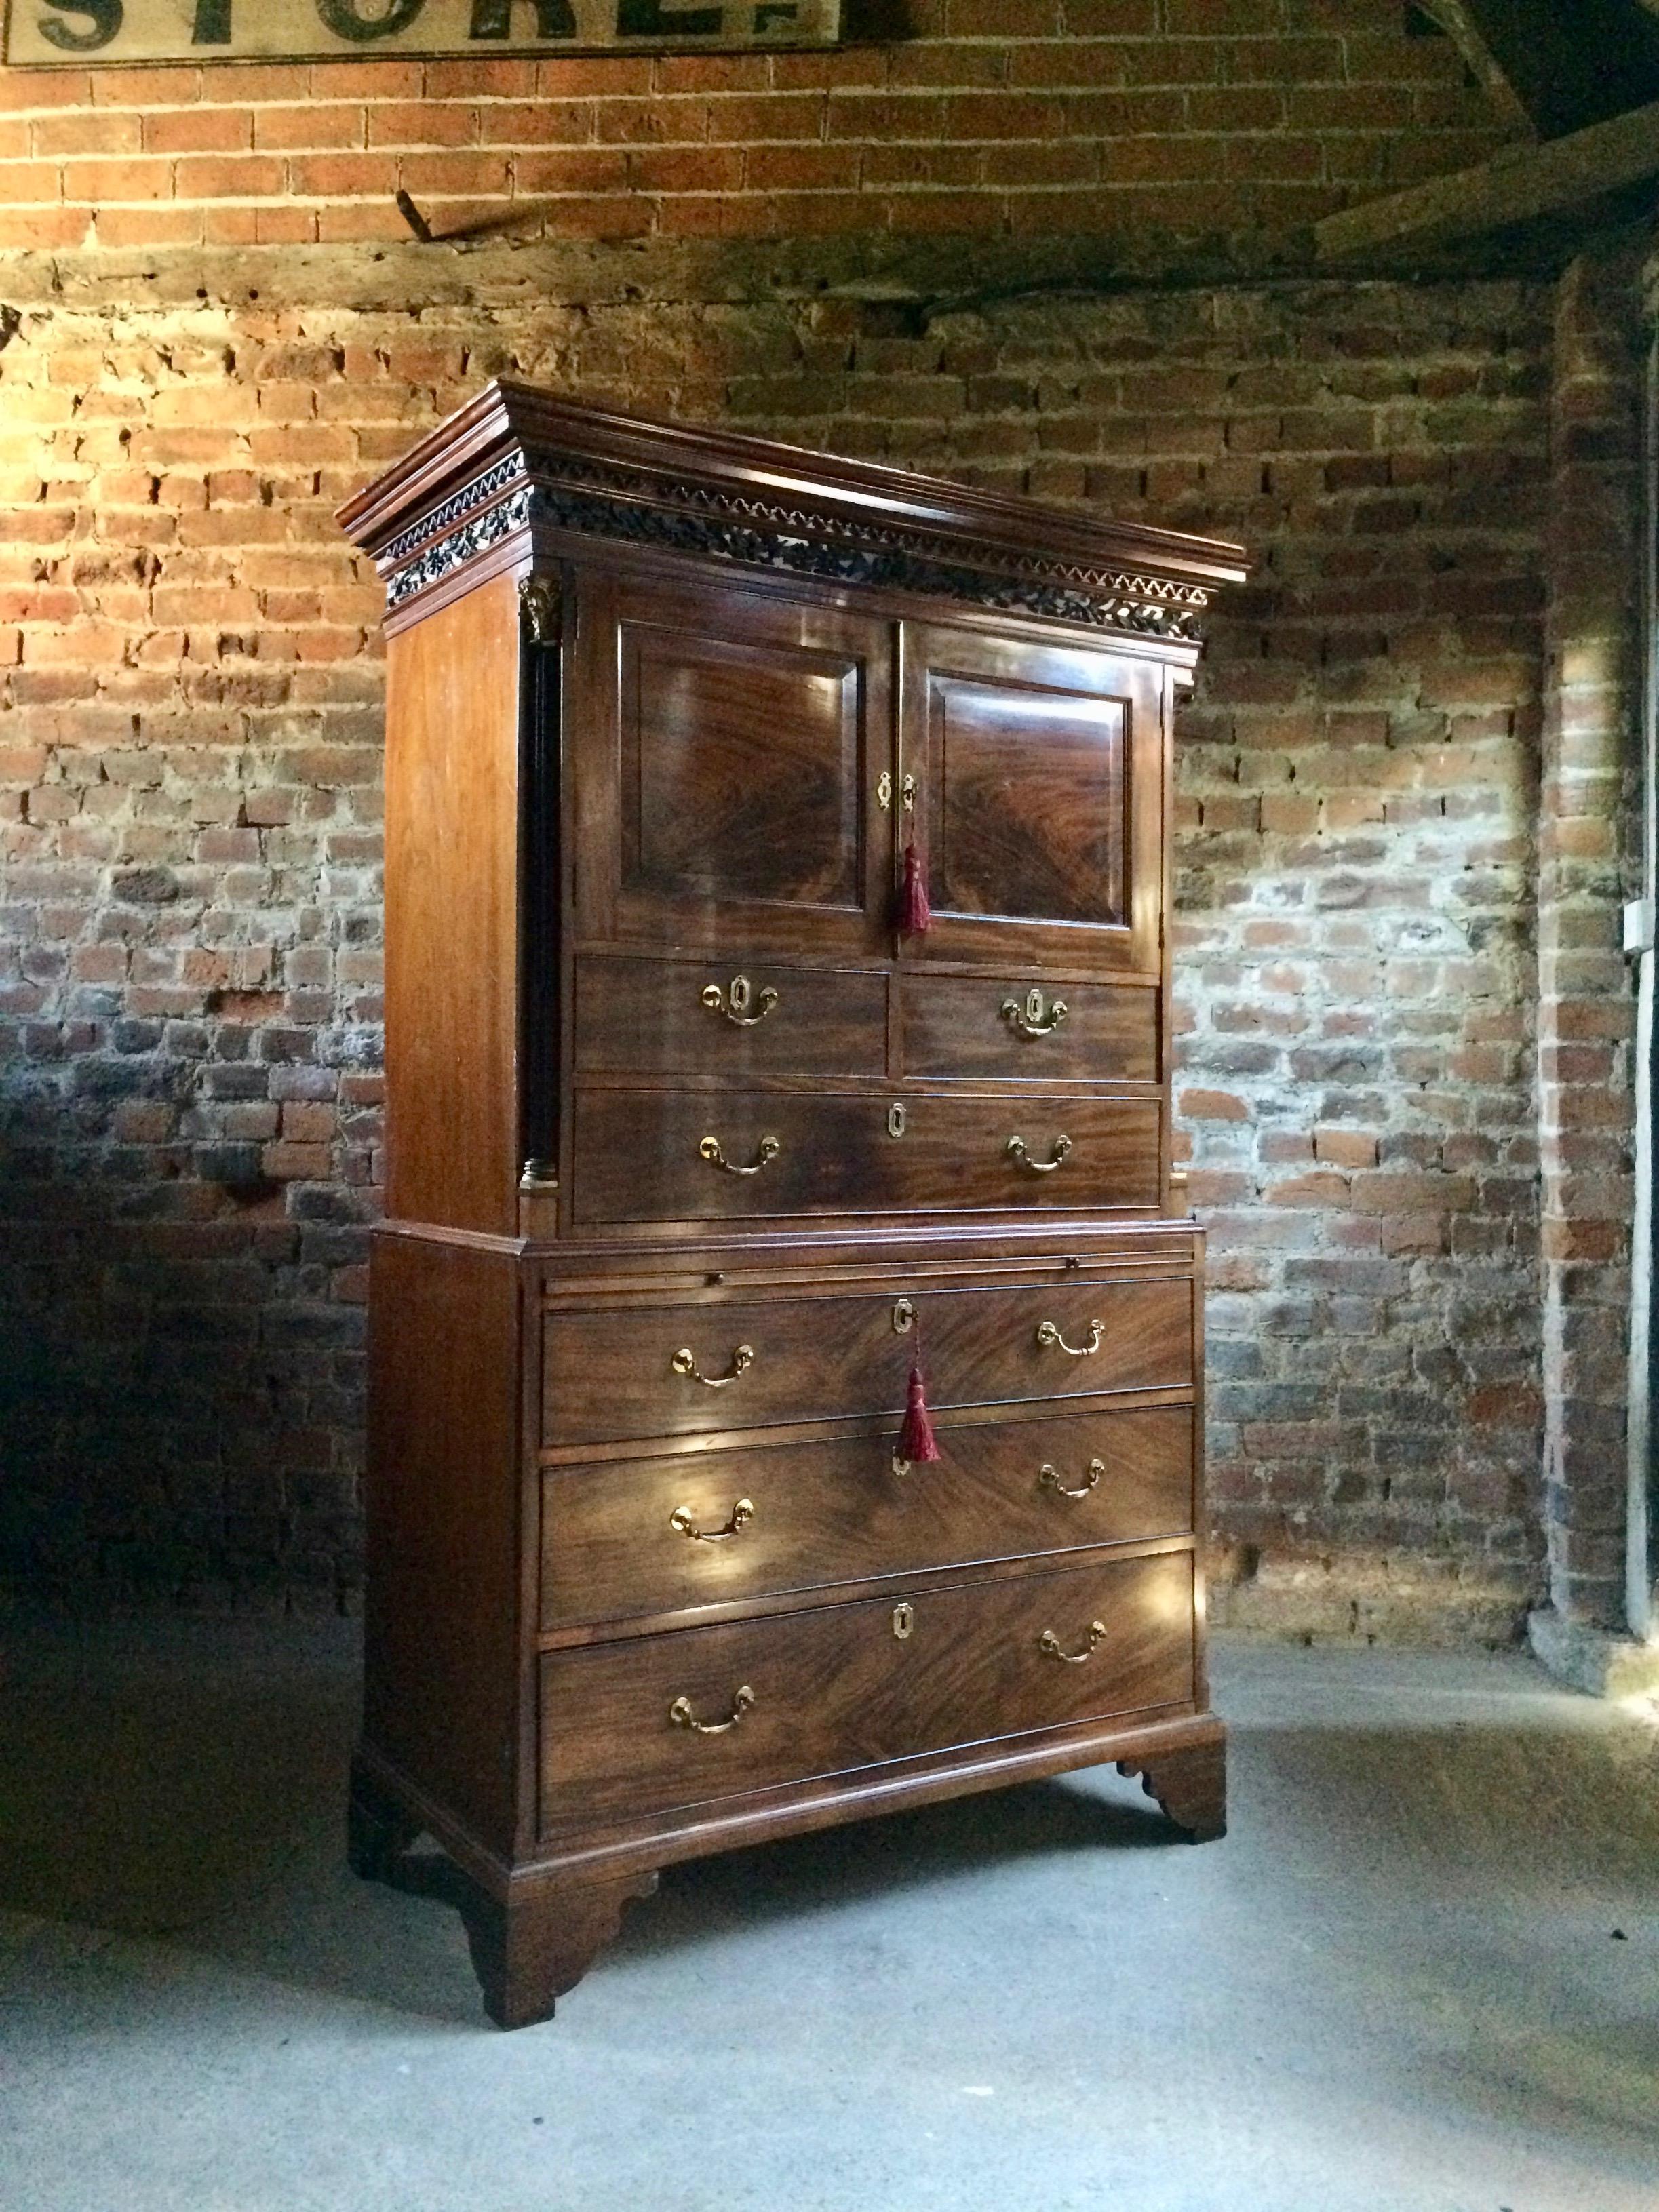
left=1419, top=0, right=1659, bottom=140
left=1315, top=94, right=1659, bottom=264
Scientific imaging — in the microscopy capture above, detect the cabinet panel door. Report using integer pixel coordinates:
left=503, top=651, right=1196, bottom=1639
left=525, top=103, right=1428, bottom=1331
left=899, top=623, right=1165, bottom=975
left=571, top=570, right=893, bottom=956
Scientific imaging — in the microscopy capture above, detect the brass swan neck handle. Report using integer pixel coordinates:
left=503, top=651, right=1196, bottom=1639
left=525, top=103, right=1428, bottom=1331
left=671, top=1343, right=754, bottom=1388
left=669, top=1685, right=756, bottom=1735
left=1038, top=1621, right=1108, bottom=1664
left=1002, top=988, right=1069, bottom=1039
left=1035, top=1318, right=1105, bottom=1357
left=700, top=1134, right=781, bottom=1176
left=701, top=975, right=779, bottom=1027
left=1039, top=1457, right=1105, bottom=1498
left=1007, top=1133, right=1072, bottom=1174
left=669, top=1497, right=755, bottom=1543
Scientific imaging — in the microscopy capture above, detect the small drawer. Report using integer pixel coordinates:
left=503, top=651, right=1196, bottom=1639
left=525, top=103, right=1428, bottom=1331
left=574, top=953, right=888, bottom=1080
left=541, top=1275, right=1193, bottom=1446
left=541, top=1405, right=1196, bottom=1630
left=539, top=1548, right=1196, bottom=1832
left=570, top=1089, right=1161, bottom=1225
left=902, top=972, right=1158, bottom=1083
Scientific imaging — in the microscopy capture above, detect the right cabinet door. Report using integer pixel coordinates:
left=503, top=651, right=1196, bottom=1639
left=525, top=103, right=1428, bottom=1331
left=899, top=622, right=1165, bottom=976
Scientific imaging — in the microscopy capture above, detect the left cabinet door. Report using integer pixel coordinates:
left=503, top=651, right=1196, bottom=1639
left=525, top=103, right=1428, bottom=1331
left=570, top=569, right=894, bottom=957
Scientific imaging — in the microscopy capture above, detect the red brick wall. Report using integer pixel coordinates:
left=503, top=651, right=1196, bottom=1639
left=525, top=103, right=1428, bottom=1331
left=4, top=7, right=1606, bottom=1625
left=0, top=3, right=1512, bottom=252
left=1534, top=244, right=1644, bottom=1633
left=0, top=255, right=1558, bottom=1621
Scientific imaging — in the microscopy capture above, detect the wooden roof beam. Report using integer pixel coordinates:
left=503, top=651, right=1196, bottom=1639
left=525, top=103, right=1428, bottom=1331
left=1416, top=0, right=1659, bottom=140
left=1314, top=94, right=1659, bottom=264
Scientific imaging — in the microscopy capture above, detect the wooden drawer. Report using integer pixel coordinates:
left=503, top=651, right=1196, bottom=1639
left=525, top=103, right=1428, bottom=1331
left=539, top=1548, right=1195, bottom=1832
left=542, top=1274, right=1193, bottom=1446
left=574, top=954, right=887, bottom=1079
left=570, top=1089, right=1160, bottom=1225
left=541, top=1405, right=1195, bottom=1630
left=901, top=972, right=1158, bottom=1083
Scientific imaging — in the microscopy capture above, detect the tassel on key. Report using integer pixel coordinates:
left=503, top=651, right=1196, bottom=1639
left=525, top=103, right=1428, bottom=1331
left=898, top=838, right=931, bottom=935
left=897, top=1363, right=942, bottom=1464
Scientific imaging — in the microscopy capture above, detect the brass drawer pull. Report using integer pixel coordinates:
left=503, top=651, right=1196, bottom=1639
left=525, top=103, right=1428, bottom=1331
left=1039, top=1457, right=1105, bottom=1498
left=669, top=1497, right=754, bottom=1543
left=700, top=1133, right=781, bottom=1176
left=669, top=1684, right=756, bottom=1735
left=1002, top=987, right=1069, bottom=1039
left=1038, top=1620, right=1107, bottom=1664
left=1007, top=1133, right=1072, bottom=1174
left=1036, top=1317, right=1105, bottom=1357
left=701, top=974, right=779, bottom=1027
left=671, top=1343, right=754, bottom=1387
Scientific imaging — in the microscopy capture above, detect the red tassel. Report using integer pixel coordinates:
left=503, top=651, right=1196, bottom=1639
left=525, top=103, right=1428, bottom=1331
left=897, top=1363, right=942, bottom=1463
left=898, top=840, right=931, bottom=935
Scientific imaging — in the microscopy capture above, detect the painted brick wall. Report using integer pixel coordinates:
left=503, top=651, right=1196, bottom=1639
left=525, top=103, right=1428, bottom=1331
left=0, top=2, right=1512, bottom=253
left=0, top=251, right=1556, bottom=1623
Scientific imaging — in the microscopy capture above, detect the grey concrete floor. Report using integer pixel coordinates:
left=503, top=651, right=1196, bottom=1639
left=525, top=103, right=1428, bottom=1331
left=1, top=1618, right=1656, bottom=2212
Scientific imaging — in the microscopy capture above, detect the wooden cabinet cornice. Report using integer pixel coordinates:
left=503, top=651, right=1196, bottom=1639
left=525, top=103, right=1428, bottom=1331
left=339, top=387, right=1248, bottom=2028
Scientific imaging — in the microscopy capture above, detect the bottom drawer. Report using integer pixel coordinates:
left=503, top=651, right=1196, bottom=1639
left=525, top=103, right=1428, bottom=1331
left=539, top=1549, right=1194, bottom=1833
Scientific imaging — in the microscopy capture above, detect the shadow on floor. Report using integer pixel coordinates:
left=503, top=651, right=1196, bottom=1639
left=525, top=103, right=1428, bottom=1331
left=4, top=1614, right=1658, bottom=2034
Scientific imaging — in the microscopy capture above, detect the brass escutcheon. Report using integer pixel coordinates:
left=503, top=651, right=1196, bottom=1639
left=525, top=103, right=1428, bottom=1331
left=671, top=1343, right=754, bottom=1388
left=1007, top=1133, right=1073, bottom=1174
left=1039, top=1457, right=1106, bottom=1499
left=901, top=772, right=918, bottom=812
left=1002, top=987, right=1069, bottom=1040
left=700, top=1133, right=781, bottom=1176
left=892, top=1297, right=916, bottom=1335
left=701, top=974, right=779, bottom=1027
left=1035, top=1317, right=1106, bottom=1358
left=669, top=1497, right=755, bottom=1543
left=892, top=1602, right=915, bottom=1640
left=669, top=1685, right=756, bottom=1735
left=1038, top=1620, right=1108, bottom=1664
left=887, top=1102, right=907, bottom=1139
left=877, top=770, right=893, bottom=812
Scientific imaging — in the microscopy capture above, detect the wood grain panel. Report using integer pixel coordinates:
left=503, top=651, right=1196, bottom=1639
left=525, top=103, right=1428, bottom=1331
left=899, top=622, right=1165, bottom=977
left=539, top=1549, right=1194, bottom=1830
left=541, top=1274, right=1192, bottom=1445
left=573, top=953, right=887, bottom=1079
left=570, top=1089, right=1161, bottom=1223
left=901, top=971, right=1158, bottom=1083
left=364, top=1233, right=522, bottom=1856
left=384, top=569, right=523, bottom=1234
left=540, top=1405, right=1195, bottom=1630
left=570, top=572, right=893, bottom=958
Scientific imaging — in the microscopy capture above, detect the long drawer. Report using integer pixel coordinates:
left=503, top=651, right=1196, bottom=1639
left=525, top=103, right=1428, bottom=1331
left=570, top=1090, right=1161, bottom=1224
left=542, top=1274, right=1194, bottom=1446
left=539, top=1548, right=1195, bottom=1832
left=541, top=1405, right=1195, bottom=1630
left=574, top=953, right=888, bottom=1079
left=901, top=972, right=1158, bottom=1083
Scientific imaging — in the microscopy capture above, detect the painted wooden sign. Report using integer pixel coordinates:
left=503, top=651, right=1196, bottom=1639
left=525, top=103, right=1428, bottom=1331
left=5, top=0, right=840, bottom=64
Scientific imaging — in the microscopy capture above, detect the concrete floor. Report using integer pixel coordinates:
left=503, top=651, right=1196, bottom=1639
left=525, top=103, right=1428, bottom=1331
left=1, top=1620, right=1656, bottom=2212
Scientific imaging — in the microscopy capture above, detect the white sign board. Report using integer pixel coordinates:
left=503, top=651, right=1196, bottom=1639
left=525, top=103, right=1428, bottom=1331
left=5, top=0, right=840, bottom=63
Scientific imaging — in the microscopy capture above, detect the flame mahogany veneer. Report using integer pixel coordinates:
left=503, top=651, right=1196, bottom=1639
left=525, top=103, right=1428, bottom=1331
left=339, top=387, right=1248, bottom=2028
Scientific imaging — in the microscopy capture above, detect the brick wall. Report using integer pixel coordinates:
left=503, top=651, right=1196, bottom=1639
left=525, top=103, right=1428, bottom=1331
left=1534, top=244, right=1645, bottom=1634
left=0, top=244, right=1561, bottom=1623
left=0, top=3, right=1512, bottom=254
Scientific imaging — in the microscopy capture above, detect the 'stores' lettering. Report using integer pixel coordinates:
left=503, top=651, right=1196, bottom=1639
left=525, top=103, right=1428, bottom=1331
left=314, top=0, right=428, bottom=39
left=37, top=0, right=121, bottom=49
left=615, top=0, right=721, bottom=33
left=471, top=0, right=576, bottom=33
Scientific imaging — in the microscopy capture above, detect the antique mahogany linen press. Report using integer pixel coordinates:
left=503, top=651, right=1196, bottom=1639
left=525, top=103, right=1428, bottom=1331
left=338, top=386, right=1248, bottom=2028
